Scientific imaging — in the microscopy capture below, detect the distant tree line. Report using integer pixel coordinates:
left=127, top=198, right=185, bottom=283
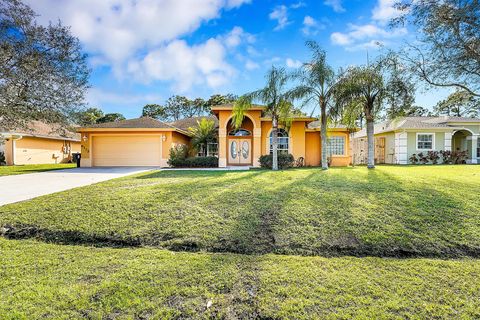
left=73, top=94, right=236, bottom=126
left=141, top=94, right=237, bottom=121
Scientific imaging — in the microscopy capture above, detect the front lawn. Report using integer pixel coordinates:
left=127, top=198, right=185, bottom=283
left=1, top=165, right=479, bottom=257
left=0, top=163, right=76, bottom=176
left=1, top=238, right=479, bottom=319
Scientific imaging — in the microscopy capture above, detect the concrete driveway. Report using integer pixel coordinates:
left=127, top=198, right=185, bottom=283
left=0, top=167, right=156, bottom=206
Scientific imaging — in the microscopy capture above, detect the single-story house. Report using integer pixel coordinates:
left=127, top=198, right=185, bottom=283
left=352, top=116, right=480, bottom=165
left=77, top=104, right=353, bottom=167
left=0, top=121, right=81, bottom=165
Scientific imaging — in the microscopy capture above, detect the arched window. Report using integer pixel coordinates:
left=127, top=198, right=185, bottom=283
left=228, top=129, right=252, bottom=136
left=269, top=129, right=289, bottom=154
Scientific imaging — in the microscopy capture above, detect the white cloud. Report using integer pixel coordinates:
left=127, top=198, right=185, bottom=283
left=226, top=0, right=252, bottom=9
left=286, top=58, right=302, bottom=68
left=223, top=26, right=255, bottom=48
left=263, top=56, right=283, bottom=65
left=331, top=32, right=352, bottom=45
left=324, top=0, right=345, bottom=13
left=345, top=40, right=385, bottom=52
left=302, top=16, right=324, bottom=35
left=331, top=23, right=407, bottom=50
left=24, top=0, right=250, bottom=85
left=269, top=5, right=290, bottom=31
left=291, top=2, right=306, bottom=9
left=372, top=0, right=401, bottom=25
left=127, top=38, right=235, bottom=92
left=245, top=60, right=260, bottom=70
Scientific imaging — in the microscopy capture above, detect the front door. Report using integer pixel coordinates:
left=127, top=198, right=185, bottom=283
left=375, top=137, right=385, bottom=164
left=228, top=139, right=251, bottom=165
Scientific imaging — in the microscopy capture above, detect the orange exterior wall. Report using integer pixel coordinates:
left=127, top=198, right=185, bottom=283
left=77, top=130, right=190, bottom=167
left=328, top=131, right=352, bottom=167
left=5, top=136, right=80, bottom=165
left=217, top=109, right=262, bottom=167
left=305, top=132, right=321, bottom=166
left=260, top=121, right=307, bottom=160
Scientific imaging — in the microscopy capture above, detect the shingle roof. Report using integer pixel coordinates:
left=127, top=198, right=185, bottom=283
left=307, top=121, right=348, bottom=129
left=169, top=116, right=218, bottom=131
left=353, top=116, right=477, bottom=138
left=0, top=121, right=80, bottom=141
left=85, top=117, right=175, bottom=129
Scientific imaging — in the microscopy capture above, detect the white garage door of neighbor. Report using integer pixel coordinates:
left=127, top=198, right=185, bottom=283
left=92, top=135, right=162, bottom=166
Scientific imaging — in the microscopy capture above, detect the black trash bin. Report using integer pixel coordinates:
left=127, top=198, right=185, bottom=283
left=72, top=152, right=81, bottom=167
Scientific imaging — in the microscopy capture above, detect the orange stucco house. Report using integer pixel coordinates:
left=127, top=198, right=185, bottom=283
left=77, top=104, right=353, bottom=168
left=1, top=121, right=81, bottom=165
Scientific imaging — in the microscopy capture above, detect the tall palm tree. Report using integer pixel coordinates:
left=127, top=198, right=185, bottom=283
left=233, top=66, right=293, bottom=170
left=335, top=64, right=384, bottom=169
left=289, top=41, right=337, bottom=170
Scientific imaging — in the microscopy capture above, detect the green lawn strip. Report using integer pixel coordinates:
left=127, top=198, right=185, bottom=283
left=1, top=166, right=479, bottom=257
left=0, top=163, right=76, bottom=176
left=1, top=239, right=479, bottom=319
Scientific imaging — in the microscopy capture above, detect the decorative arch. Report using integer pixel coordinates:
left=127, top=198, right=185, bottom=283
left=453, top=128, right=475, bottom=136
left=225, top=113, right=257, bottom=131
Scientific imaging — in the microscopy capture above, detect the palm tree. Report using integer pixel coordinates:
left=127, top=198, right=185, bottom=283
left=289, top=41, right=337, bottom=170
left=335, top=64, right=384, bottom=169
left=233, top=66, right=293, bottom=170
left=189, top=118, right=217, bottom=157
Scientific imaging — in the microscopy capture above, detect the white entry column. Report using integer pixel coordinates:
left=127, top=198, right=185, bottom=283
left=394, top=132, right=408, bottom=164
left=472, top=135, right=478, bottom=164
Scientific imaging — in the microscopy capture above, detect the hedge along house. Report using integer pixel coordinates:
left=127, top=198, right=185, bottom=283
left=352, top=116, right=480, bottom=165
left=77, top=104, right=354, bottom=168
left=0, top=121, right=81, bottom=165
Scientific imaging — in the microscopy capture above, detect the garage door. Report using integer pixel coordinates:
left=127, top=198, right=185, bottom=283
left=92, top=135, right=162, bottom=166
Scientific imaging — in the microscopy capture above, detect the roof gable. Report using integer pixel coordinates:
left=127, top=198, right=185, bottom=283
left=0, top=121, right=80, bottom=141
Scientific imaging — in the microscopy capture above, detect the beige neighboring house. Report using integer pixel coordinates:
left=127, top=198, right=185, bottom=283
left=352, top=116, right=480, bottom=165
left=1, top=121, right=81, bottom=165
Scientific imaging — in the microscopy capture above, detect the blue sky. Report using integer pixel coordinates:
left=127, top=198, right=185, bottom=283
left=27, top=0, right=450, bottom=118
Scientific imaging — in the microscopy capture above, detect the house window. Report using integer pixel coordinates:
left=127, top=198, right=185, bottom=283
left=417, top=133, right=434, bottom=150
left=270, top=129, right=289, bottom=155
left=326, top=136, right=345, bottom=156
left=229, top=129, right=251, bottom=136
left=197, top=143, right=218, bottom=157
left=207, top=143, right=218, bottom=157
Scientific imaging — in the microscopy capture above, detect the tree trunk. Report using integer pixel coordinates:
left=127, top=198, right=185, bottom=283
left=366, top=116, right=375, bottom=169
left=272, top=116, right=279, bottom=171
left=320, top=103, right=328, bottom=170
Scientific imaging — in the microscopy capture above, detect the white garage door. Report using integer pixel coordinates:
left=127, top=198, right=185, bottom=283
left=92, top=135, right=162, bottom=166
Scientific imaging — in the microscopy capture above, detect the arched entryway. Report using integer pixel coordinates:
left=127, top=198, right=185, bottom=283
left=226, top=116, right=254, bottom=165
left=452, top=129, right=478, bottom=164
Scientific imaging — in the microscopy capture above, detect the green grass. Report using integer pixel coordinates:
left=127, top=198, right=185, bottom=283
left=1, top=165, right=479, bottom=257
left=1, top=238, right=479, bottom=319
left=0, top=163, right=76, bottom=176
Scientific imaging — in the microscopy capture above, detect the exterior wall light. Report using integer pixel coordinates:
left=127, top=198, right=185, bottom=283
left=83, top=134, right=88, bottom=142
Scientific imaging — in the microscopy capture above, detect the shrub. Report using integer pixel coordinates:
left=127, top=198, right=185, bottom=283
left=168, top=145, right=218, bottom=168
left=452, top=150, right=468, bottom=164
left=183, top=156, right=218, bottom=168
left=427, top=151, right=440, bottom=164
left=409, top=154, right=419, bottom=164
left=259, top=154, right=295, bottom=169
left=439, top=150, right=452, bottom=164
left=167, top=144, right=188, bottom=167
left=417, top=152, right=429, bottom=164
left=0, top=151, right=5, bottom=166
